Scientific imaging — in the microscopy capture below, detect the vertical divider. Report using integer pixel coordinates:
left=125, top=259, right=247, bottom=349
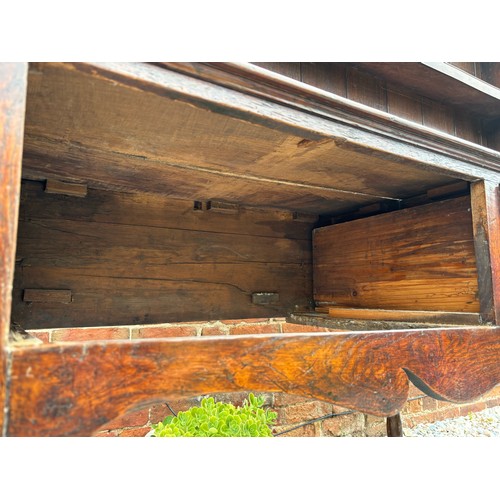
left=470, top=180, right=500, bottom=324
left=0, top=63, right=28, bottom=435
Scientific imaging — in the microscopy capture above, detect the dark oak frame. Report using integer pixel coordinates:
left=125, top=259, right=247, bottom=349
left=1, top=62, right=499, bottom=436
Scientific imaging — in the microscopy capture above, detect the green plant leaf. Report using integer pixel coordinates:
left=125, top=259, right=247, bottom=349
left=150, top=394, right=276, bottom=437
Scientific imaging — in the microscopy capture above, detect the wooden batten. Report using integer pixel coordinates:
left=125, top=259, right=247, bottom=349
left=206, top=200, right=239, bottom=214
left=327, top=306, right=481, bottom=325
left=426, top=180, right=469, bottom=200
left=45, top=179, right=87, bottom=197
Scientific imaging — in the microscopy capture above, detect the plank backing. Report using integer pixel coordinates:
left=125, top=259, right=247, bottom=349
left=12, top=180, right=314, bottom=328
left=313, top=196, right=480, bottom=312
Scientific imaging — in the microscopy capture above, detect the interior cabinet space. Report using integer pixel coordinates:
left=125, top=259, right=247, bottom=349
left=13, top=61, right=482, bottom=331
left=2, top=62, right=500, bottom=437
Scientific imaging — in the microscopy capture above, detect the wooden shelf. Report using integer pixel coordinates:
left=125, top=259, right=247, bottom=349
left=290, top=312, right=480, bottom=331
left=355, top=62, right=500, bottom=119
left=21, top=62, right=500, bottom=216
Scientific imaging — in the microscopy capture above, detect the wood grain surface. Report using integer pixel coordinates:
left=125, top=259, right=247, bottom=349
left=0, top=63, right=28, bottom=434
left=12, top=180, right=314, bottom=328
left=22, top=62, right=500, bottom=218
left=5, top=326, right=500, bottom=436
left=327, top=307, right=480, bottom=325
left=470, top=180, right=500, bottom=323
left=161, top=62, right=500, bottom=174
left=21, top=62, right=464, bottom=215
left=313, top=196, right=480, bottom=312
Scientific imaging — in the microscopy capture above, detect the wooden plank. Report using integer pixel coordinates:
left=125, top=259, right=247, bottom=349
left=24, top=62, right=500, bottom=200
left=386, top=87, right=423, bottom=124
left=480, top=63, right=500, bottom=87
left=45, top=179, right=87, bottom=197
left=313, top=196, right=480, bottom=312
left=6, top=326, right=500, bottom=435
left=486, top=125, right=500, bottom=152
left=23, top=289, right=72, bottom=303
left=16, top=217, right=311, bottom=265
left=19, top=180, right=315, bottom=241
left=454, top=110, right=482, bottom=144
left=327, top=306, right=480, bottom=325
left=426, top=180, right=469, bottom=199
left=347, top=66, right=387, bottom=111
left=355, top=62, right=500, bottom=118
left=0, top=63, right=28, bottom=436
left=422, top=98, right=454, bottom=135
left=12, top=182, right=313, bottom=328
left=292, top=312, right=453, bottom=331
left=300, top=63, right=347, bottom=97
left=470, top=180, right=500, bottom=323
left=13, top=263, right=311, bottom=328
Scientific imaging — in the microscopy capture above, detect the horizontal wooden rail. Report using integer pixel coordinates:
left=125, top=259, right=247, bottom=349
left=326, top=307, right=481, bottom=325
left=159, top=62, right=500, bottom=174
left=43, top=62, right=500, bottom=184
left=5, top=326, right=500, bottom=436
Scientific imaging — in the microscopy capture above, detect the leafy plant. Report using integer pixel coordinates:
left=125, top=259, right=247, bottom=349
left=150, top=393, right=277, bottom=437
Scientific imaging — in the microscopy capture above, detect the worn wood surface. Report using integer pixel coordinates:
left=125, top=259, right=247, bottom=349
left=300, top=62, right=347, bottom=97
left=23, top=289, right=72, bottom=304
left=481, top=63, right=500, bottom=88
left=386, top=86, right=423, bottom=124
left=45, top=179, right=87, bottom=197
left=0, top=63, right=28, bottom=435
left=327, top=307, right=480, bottom=325
left=22, top=62, right=468, bottom=216
left=314, top=196, right=480, bottom=312
left=346, top=66, right=387, bottom=111
left=290, top=312, right=478, bottom=332
left=22, top=62, right=500, bottom=220
left=470, top=180, right=500, bottom=323
left=162, top=62, right=500, bottom=176
left=239, top=62, right=495, bottom=147
left=422, top=97, right=455, bottom=135
left=255, top=61, right=499, bottom=131
left=5, top=326, right=500, bottom=436
left=12, top=180, right=314, bottom=328
left=354, top=62, right=500, bottom=119
left=386, top=413, right=403, bottom=437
